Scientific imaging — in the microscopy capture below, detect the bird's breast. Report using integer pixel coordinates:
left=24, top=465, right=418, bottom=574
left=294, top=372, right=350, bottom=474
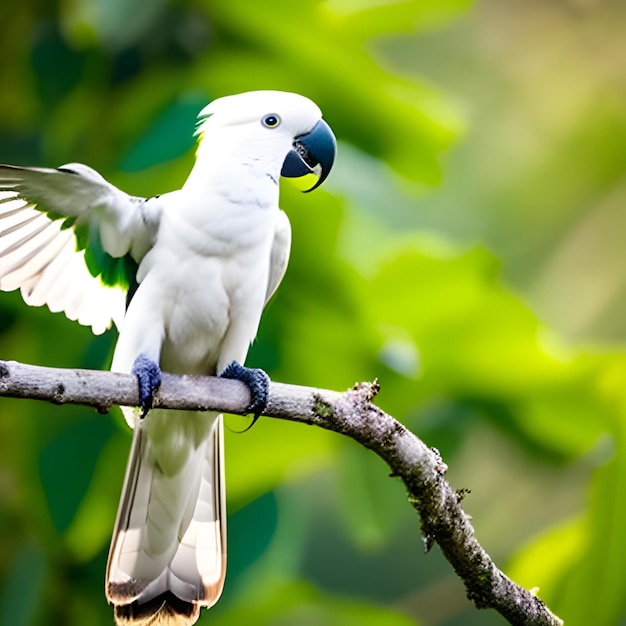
left=138, top=204, right=276, bottom=375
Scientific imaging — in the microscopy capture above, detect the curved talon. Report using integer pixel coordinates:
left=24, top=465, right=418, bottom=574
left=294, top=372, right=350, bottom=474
left=221, top=361, right=270, bottom=424
left=132, top=355, right=162, bottom=418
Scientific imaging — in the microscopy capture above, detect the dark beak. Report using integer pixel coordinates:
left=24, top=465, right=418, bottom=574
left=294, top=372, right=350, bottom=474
left=280, top=119, right=336, bottom=192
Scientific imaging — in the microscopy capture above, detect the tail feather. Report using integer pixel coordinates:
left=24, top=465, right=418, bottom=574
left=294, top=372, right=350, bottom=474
left=113, top=592, right=199, bottom=626
left=107, top=410, right=226, bottom=624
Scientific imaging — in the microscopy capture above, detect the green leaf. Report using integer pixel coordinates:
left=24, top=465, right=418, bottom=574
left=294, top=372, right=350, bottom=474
left=0, top=547, right=46, bottom=626
left=39, top=416, right=116, bottom=534
left=214, top=579, right=418, bottom=626
left=119, top=95, right=208, bottom=172
left=224, top=417, right=335, bottom=513
left=506, top=517, right=584, bottom=607
left=335, top=440, right=408, bottom=549
left=554, top=416, right=626, bottom=625
left=64, top=431, right=128, bottom=561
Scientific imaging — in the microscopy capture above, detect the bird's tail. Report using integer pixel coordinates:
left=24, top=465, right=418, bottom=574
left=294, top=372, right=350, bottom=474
left=106, top=410, right=226, bottom=625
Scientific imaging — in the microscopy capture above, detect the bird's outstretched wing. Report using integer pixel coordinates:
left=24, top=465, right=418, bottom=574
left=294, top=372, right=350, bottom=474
left=0, top=163, right=161, bottom=334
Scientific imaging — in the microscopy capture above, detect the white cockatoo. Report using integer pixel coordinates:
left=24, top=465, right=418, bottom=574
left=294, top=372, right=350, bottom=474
left=0, top=90, right=336, bottom=625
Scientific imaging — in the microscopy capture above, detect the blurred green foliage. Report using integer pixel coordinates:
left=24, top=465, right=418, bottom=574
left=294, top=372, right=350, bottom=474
left=1, top=0, right=625, bottom=625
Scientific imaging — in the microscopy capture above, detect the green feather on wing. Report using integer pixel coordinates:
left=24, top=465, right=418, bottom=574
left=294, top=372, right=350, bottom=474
left=42, top=211, right=136, bottom=292
left=77, top=221, right=136, bottom=290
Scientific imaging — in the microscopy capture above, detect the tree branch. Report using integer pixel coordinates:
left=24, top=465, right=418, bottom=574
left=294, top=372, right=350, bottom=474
left=0, top=359, right=562, bottom=626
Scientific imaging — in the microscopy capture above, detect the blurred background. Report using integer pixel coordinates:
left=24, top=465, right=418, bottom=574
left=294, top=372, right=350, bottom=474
left=0, top=0, right=625, bottom=624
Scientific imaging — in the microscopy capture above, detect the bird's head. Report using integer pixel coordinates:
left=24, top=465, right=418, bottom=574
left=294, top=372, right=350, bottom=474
left=195, top=91, right=336, bottom=192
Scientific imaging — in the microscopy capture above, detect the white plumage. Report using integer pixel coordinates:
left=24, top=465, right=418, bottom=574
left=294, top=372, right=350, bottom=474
left=0, top=90, right=335, bottom=625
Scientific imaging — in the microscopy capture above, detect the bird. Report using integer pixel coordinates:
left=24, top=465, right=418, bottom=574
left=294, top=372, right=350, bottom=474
left=0, top=90, right=336, bottom=625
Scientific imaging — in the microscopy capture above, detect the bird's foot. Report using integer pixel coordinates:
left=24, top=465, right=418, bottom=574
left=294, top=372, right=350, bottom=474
left=221, top=362, right=270, bottom=423
left=131, top=355, right=162, bottom=418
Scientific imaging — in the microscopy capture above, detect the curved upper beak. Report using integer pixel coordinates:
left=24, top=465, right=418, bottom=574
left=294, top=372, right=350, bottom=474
left=280, top=119, right=336, bottom=192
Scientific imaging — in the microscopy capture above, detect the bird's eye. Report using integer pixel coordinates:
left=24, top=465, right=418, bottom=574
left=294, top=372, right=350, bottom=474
left=262, top=114, right=281, bottom=128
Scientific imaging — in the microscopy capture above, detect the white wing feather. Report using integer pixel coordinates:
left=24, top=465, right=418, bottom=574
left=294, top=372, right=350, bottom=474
left=265, top=208, right=291, bottom=304
left=0, top=164, right=161, bottom=333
